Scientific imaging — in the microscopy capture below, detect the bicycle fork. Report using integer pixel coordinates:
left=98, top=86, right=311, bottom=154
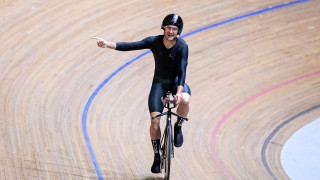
left=167, top=110, right=175, bottom=159
left=160, top=113, right=175, bottom=171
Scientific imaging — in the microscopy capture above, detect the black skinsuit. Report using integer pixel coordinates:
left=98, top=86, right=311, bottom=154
left=116, top=35, right=191, bottom=113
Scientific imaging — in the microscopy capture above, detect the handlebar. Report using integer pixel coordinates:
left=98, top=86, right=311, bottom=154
left=162, top=95, right=177, bottom=108
left=151, top=91, right=189, bottom=120
left=152, top=112, right=188, bottom=121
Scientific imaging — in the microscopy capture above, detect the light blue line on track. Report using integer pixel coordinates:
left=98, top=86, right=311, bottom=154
left=82, top=0, right=311, bottom=179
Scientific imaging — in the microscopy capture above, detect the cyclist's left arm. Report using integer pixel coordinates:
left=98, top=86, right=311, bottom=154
left=177, top=45, right=188, bottom=88
left=176, top=45, right=188, bottom=102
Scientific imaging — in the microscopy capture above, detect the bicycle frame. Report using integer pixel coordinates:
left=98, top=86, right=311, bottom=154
left=161, top=112, right=173, bottom=179
left=151, top=91, right=188, bottom=179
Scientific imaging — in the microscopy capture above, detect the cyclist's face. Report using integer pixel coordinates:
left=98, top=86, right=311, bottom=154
left=164, top=25, right=178, bottom=41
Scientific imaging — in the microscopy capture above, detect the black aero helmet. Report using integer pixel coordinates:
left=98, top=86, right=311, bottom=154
left=161, top=14, right=183, bottom=35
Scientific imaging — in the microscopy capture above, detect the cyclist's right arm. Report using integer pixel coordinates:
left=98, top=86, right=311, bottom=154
left=93, top=36, right=154, bottom=51
left=116, top=36, right=153, bottom=51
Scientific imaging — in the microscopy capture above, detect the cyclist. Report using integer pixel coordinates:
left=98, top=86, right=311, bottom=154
left=93, top=14, right=191, bottom=174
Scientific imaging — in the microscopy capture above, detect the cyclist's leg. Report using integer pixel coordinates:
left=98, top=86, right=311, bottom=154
left=150, top=111, right=161, bottom=140
left=148, top=77, right=166, bottom=140
left=176, top=83, right=191, bottom=119
left=148, top=76, right=166, bottom=173
left=174, top=83, right=191, bottom=147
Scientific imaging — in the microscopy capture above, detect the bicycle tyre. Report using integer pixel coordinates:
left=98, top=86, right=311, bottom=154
left=164, top=124, right=172, bottom=180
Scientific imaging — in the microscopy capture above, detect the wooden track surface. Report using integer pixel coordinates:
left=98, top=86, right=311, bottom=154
left=1, top=0, right=319, bottom=179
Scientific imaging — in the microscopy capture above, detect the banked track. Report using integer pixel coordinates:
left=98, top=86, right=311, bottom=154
left=0, top=0, right=319, bottom=179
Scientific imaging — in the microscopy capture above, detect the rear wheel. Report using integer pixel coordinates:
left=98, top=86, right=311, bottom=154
left=164, top=124, right=172, bottom=180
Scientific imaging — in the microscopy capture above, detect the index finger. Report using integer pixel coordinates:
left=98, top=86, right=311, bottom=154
left=91, top=37, right=102, bottom=40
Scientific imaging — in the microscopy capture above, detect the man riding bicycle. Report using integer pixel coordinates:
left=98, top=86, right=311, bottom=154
left=93, top=14, right=191, bottom=174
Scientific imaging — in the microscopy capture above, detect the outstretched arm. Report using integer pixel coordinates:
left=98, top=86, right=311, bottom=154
left=93, top=36, right=152, bottom=51
left=92, top=37, right=116, bottom=49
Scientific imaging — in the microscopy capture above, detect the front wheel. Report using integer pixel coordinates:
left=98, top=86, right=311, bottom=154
left=164, top=124, right=172, bottom=180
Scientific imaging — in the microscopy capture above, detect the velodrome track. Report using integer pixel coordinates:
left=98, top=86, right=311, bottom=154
left=1, top=0, right=319, bottom=179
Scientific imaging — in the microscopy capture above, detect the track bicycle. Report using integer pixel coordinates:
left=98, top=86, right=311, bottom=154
left=152, top=91, right=188, bottom=180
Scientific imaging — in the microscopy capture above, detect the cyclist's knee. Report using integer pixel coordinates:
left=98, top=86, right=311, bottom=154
left=151, top=117, right=160, bottom=124
left=150, top=112, right=161, bottom=125
left=180, top=94, right=190, bottom=105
